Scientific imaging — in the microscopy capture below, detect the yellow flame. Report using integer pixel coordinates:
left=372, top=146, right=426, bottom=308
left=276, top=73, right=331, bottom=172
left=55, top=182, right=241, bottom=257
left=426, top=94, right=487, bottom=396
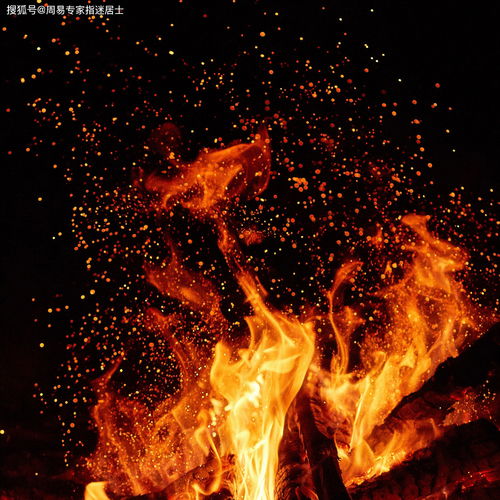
left=211, top=273, right=315, bottom=500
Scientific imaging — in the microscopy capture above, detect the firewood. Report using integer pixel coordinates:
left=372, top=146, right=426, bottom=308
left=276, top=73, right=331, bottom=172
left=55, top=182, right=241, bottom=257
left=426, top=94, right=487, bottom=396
left=120, top=455, right=234, bottom=499
left=295, top=387, right=352, bottom=500
left=276, top=409, right=314, bottom=500
left=369, top=323, right=499, bottom=448
left=351, top=419, right=500, bottom=500
left=446, top=482, right=500, bottom=499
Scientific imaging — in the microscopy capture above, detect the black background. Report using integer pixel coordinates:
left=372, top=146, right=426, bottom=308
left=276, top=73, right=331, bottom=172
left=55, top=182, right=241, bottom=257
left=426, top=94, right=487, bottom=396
left=1, top=0, right=499, bottom=483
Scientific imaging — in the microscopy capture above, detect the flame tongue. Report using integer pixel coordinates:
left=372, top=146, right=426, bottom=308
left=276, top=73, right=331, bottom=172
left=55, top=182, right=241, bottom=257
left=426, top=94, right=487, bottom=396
left=84, top=129, right=316, bottom=499
left=144, top=127, right=271, bottom=214
left=211, top=274, right=315, bottom=500
left=320, top=213, right=482, bottom=485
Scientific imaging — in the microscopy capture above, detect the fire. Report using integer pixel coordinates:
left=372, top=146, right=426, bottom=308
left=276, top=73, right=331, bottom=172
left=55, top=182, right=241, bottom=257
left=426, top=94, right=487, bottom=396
left=210, top=273, right=315, bottom=500
left=84, top=128, right=491, bottom=499
left=144, top=125, right=271, bottom=214
left=319, top=213, right=480, bottom=485
left=86, top=274, right=314, bottom=499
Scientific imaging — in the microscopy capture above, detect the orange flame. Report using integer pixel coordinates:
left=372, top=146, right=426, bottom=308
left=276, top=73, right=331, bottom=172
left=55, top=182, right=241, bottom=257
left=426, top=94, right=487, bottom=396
left=144, top=127, right=271, bottom=214
left=84, top=129, right=491, bottom=499
left=85, top=274, right=314, bottom=499
left=319, top=213, right=483, bottom=485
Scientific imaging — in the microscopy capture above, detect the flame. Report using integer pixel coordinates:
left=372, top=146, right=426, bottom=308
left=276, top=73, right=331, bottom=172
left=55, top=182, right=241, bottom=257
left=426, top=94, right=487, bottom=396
left=84, top=129, right=315, bottom=499
left=144, top=126, right=271, bottom=214
left=84, top=128, right=491, bottom=499
left=85, top=274, right=314, bottom=499
left=319, top=213, right=482, bottom=485
left=210, top=273, right=315, bottom=500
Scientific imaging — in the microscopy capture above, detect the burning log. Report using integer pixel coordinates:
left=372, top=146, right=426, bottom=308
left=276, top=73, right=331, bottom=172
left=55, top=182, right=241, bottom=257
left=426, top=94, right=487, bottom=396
left=369, top=322, right=499, bottom=448
left=119, top=456, right=234, bottom=499
left=276, top=413, right=312, bottom=500
left=295, top=387, right=351, bottom=500
left=351, top=419, right=500, bottom=500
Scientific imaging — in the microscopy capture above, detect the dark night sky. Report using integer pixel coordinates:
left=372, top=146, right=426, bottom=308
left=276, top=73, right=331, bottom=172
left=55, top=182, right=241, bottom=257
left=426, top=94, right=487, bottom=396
left=1, top=0, right=499, bottom=473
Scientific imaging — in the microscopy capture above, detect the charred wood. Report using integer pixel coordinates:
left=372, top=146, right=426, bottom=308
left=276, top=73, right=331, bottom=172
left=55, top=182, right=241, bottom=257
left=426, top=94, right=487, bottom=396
left=120, top=456, right=234, bottom=499
left=351, top=419, right=500, bottom=500
left=276, top=409, right=314, bottom=500
left=369, top=323, right=499, bottom=448
left=446, top=482, right=500, bottom=500
left=295, top=387, right=351, bottom=500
